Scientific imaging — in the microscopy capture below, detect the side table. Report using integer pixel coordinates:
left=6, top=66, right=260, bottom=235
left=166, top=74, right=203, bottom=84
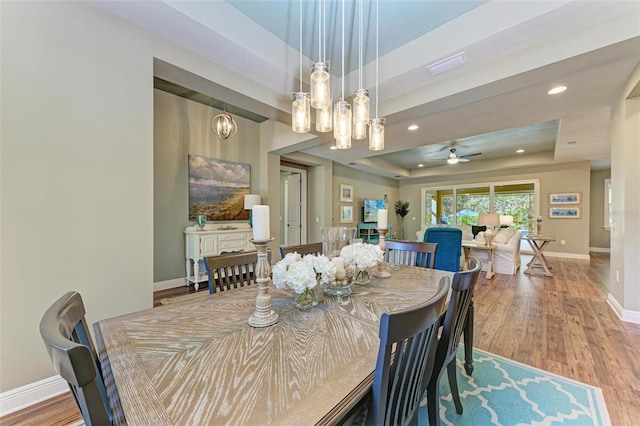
left=462, top=242, right=495, bottom=279
left=524, top=235, right=556, bottom=276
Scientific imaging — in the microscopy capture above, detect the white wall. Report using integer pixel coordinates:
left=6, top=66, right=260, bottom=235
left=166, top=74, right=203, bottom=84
left=609, top=63, right=640, bottom=320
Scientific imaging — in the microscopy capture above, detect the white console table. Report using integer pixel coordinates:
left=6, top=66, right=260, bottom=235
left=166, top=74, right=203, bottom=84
left=185, top=223, right=254, bottom=290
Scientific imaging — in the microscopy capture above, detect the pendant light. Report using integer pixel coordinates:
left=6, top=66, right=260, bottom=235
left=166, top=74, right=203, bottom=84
left=369, top=0, right=385, bottom=151
left=310, top=0, right=330, bottom=109
left=315, top=0, right=332, bottom=133
left=291, top=0, right=310, bottom=133
left=352, top=0, right=369, bottom=140
left=334, top=0, right=351, bottom=149
left=212, top=107, right=237, bottom=140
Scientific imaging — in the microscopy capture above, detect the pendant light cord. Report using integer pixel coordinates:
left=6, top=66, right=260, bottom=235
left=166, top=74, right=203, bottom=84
left=358, top=0, right=363, bottom=89
left=375, top=0, right=379, bottom=117
left=299, top=0, right=303, bottom=92
left=341, top=0, right=345, bottom=100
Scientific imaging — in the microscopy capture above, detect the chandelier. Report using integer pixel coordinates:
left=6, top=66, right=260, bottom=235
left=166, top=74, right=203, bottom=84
left=290, top=0, right=384, bottom=152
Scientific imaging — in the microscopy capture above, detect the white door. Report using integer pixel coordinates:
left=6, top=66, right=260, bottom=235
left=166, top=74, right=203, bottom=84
left=286, top=173, right=302, bottom=245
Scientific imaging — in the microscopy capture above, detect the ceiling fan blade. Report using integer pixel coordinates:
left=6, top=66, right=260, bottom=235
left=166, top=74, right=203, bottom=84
left=459, top=152, right=482, bottom=159
left=458, top=158, right=470, bottom=163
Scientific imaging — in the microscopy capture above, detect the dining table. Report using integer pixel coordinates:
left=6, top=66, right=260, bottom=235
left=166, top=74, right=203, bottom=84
left=94, top=264, right=453, bottom=425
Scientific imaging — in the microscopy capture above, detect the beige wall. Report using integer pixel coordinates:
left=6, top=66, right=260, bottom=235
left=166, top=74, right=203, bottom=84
left=154, top=90, right=261, bottom=282
left=332, top=164, right=400, bottom=235
left=610, top=63, right=640, bottom=316
left=589, top=170, right=611, bottom=249
left=1, top=2, right=155, bottom=392
left=400, top=162, right=592, bottom=255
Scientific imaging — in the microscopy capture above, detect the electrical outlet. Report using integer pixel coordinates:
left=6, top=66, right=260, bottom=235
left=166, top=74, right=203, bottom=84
left=616, top=271, right=620, bottom=282
left=412, top=216, right=416, bottom=221
left=315, top=217, right=319, bottom=223
left=560, top=239, right=565, bottom=245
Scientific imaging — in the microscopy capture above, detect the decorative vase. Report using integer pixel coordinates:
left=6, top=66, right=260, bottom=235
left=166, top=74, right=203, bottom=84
left=324, top=278, right=353, bottom=297
left=321, top=226, right=356, bottom=257
left=536, top=221, right=542, bottom=235
left=398, top=216, right=405, bottom=240
left=196, top=214, right=207, bottom=231
left=354, top=268, right=372, bottom=286
left=294, top=288, right=318, bottom=310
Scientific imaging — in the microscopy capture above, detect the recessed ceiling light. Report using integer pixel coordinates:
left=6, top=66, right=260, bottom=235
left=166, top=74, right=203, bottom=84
left=547, top=85, right=567, bottom=95
left=417, top=163, right=424, bottom=168
left=408, top=125, right=419, bottom=131
left=516, top=149, right=525, bottom=153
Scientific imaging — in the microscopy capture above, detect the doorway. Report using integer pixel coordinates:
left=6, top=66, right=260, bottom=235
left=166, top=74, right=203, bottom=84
left=281, top=165, right=308, bottom=246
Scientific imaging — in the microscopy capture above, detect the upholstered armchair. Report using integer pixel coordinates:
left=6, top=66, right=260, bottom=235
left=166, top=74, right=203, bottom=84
left=423, top=227, right=463, bottom=272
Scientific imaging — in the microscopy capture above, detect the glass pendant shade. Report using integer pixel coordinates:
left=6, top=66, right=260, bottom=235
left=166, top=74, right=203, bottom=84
left=310, top=62, right=331, bottom=109
left=353, top=120, right=367, bottom=140
left=334, top=101, right=352, bottom=149
left=352, top=89, right=369, bottom=140
left=315, top=96, right=333, bottom=132
left=369, top=118, right=385, bottom=151
left=212, top=112, right=238, bottom=140
left=291, top=92, right=310, bottom=133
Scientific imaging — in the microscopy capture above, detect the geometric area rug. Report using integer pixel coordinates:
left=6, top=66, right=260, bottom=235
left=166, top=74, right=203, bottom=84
left=418, top=347, right=611, bottom=426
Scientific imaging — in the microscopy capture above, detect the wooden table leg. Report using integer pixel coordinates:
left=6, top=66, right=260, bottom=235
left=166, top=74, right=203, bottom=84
left=485, top=247, right=495, bottom=279
left=463, top=298, right=474, bottom=375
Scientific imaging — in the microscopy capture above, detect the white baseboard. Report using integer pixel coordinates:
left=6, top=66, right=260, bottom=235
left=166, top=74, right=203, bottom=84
left=607, top=293, right=640, bottom=324
left=153, top=277, right=187, bottom=292
left=589, top=247, right=611, bottom=253
left=542, top=251, right=590, bottom=260
left=0, top=375, right=68, bottom=417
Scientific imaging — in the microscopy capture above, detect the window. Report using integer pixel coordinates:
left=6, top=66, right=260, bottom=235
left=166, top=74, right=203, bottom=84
left=421, top=180, right=539, bottom=232
left=604, top=178, right=612, bottom=230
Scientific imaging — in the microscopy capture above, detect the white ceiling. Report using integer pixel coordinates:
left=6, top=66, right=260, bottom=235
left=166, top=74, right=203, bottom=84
left=92, top=0, right=640, bottom=179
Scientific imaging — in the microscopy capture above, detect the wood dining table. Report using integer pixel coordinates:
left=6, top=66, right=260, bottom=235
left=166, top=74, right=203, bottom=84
left=94, top=264, right=453, bottom=425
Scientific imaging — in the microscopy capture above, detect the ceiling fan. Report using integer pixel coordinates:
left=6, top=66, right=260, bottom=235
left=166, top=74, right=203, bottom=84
left=446, top=148, right=481, bottom=164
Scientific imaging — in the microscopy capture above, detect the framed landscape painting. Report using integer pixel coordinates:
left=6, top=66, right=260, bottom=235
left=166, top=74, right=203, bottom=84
left=188, top=155, right=251, bottom=221
left=340, top=205, right=353, bottom=223
left=549, top=207, right=581, bottom=219
left=549, top=192, right=581, bottom=205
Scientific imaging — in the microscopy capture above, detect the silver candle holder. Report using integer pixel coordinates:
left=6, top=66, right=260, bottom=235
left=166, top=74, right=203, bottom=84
left=374, top=228, right=391, bottom=278
left=248, top=238, right=279, bottom=328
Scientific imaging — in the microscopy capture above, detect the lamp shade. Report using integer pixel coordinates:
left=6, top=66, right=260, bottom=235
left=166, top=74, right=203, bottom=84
left=500, top=215, right=514, bottom=226
left=244, top=194, right=261, bottom=210
left=478, top=213, right=500, bottom=227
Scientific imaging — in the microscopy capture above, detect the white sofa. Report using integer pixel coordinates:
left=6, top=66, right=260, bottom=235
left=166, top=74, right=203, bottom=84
left=417, top=225, right=521, bottom=275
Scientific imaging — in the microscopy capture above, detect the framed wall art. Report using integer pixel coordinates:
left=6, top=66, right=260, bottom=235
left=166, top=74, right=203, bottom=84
left=188, top=155, right=251, bottom=221
left=340, top=205, right=354, bottom=223
left=549, top=192, right=581, bottom=205
left=339, top=184, right=354, bottom=203
left=549, top=207, right=581, bottom=219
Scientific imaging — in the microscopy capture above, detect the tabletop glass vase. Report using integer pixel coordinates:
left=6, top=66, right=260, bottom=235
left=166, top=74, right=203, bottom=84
left=354, top=268, right=372, bottom=286
left=294, top=288, right=318, bottom=310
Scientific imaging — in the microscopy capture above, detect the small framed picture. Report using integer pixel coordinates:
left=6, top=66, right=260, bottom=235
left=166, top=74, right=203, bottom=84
left=340, top=205, right=353, bottom=223
left=339, top=184, right=354, bottom=203
left=549, top=207, right=581, bottom=219
left=549, top=192, right=581, bottom=205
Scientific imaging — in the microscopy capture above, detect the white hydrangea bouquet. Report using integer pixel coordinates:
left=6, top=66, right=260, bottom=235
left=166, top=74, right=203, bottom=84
left=340, top=242, right=383, bottom=285
left=272, top=252, right=336, bottom=308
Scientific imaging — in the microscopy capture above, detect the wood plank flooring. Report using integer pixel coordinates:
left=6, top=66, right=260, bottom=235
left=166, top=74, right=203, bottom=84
left=3, top=253, right=639, bottom=425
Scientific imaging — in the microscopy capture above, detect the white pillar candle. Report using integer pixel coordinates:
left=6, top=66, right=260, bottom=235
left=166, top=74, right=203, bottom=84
left=332, top=256, right=345, bottom=271
left=377, top=209, right=388, bottom=229
left=252, top=205, right=270, bottom=241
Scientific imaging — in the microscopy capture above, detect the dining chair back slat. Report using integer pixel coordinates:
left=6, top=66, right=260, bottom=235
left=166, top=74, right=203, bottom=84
left=204, top=251, right=264, bottom=294
left=366, top=278, right=449, bottom=425
left=279, top=242, right=323, bottom=258
left=384, top=240, right=438, bottom=269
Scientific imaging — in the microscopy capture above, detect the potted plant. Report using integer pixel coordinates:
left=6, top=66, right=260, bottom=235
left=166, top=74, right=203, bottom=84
left=394, top=201, right=410, bottom=240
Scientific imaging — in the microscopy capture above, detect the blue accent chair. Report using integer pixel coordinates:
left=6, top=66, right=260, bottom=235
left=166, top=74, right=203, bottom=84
left=423, top=227, right=462, bottom=272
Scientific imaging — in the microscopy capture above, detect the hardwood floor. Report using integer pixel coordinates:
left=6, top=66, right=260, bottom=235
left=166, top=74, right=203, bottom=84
left=3, top=253, right=639, bottom=425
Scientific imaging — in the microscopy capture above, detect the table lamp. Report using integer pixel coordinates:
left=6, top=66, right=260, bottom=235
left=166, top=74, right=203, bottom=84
left=500, top=215, right=514, bottom=227
left=478, top=213, right=500, bottom=246
left=244, top=194, right=261, bottom=227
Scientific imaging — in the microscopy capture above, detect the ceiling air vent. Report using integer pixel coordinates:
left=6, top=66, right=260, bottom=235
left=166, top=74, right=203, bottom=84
left=564, top=141, right=577, bottom=147
left=426, top=53, right=466, bottom=75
